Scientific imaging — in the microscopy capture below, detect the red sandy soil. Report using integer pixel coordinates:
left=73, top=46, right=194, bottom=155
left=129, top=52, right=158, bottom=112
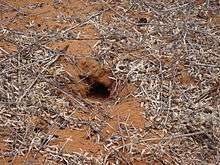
left=0, top=0, right=219, bottom=165
left=0, top=0, right=147, bottom=164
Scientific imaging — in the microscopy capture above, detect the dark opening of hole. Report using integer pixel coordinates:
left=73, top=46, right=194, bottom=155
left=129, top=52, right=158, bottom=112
left=137, top=18, right=148, bottom=27
left=88, top=82, right=110, bottom=99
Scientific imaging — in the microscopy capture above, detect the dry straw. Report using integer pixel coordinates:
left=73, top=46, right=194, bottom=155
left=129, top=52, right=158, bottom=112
left=0, top=0, right=219, bottom=164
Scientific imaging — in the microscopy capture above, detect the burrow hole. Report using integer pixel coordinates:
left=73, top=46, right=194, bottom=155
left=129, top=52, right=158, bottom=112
left=80, top=75, right=111, bottom=99
left=88, top=81, right=110, bottom=99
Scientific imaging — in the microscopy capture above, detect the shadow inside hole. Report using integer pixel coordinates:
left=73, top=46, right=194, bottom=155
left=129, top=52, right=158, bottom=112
left=87, top=81, right=110, bottom=99
left=137, top=18, right=148, bottom=27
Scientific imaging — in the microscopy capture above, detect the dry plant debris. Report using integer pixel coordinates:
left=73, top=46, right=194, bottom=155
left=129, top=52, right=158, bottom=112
left=0, top=0, right=220, bottom=164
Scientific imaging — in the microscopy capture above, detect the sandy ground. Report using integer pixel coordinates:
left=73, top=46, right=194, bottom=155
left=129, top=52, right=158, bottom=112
left=1, top=0, right=146, bottom=164
left=0, top=0, right=220, bottom=165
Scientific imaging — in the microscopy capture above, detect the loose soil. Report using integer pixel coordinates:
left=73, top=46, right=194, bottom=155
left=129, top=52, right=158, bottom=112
left=0, top=0, right=219, bottom=165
